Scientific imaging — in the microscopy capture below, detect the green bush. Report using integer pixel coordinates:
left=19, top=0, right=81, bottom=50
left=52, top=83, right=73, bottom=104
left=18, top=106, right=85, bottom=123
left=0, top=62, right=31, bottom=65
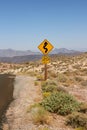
left=66, top=112, right=87, bottom=129
left=42, top=84, right=58, bottom=92
left=41, top=80, right=58, bottom=92
left=41, top=80, right=57, bottom=87
left=41, top=80, right=67, bottom=93
left=40, top=92, right=80, bottom=115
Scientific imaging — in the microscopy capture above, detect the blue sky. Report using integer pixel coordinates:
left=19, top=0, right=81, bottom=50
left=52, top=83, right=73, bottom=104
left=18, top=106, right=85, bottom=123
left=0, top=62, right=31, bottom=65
left=0, top=0, right=87, bottom=51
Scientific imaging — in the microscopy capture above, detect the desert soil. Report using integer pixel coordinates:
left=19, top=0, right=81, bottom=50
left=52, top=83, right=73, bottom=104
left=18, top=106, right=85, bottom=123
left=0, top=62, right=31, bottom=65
left=2, top=75, right=42, bottom=130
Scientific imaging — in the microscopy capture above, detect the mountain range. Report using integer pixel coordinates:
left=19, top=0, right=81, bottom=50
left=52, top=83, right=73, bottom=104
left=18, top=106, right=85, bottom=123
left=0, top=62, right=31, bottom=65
left=0, top=49, right=39, bottom=57
left=0, top=48, right=82, bottom=63
left=0, top=48, right=80, bottom=57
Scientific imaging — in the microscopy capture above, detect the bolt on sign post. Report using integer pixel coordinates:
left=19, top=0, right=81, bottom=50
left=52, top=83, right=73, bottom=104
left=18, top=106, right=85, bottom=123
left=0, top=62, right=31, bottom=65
left=38, top=39, right=54, bottom=80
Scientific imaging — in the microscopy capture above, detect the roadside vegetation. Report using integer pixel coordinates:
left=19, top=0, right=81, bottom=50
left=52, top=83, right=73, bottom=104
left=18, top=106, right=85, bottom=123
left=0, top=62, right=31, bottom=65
left=1, top=53, right=87, bottom=130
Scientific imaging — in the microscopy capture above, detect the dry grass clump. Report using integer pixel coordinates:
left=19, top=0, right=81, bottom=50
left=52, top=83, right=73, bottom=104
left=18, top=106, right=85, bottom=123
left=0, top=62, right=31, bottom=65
left=79, top=103, right=87, bottom=113
left=57, top=72, right=75, bottom=87
left=74, top=76, right=83, bottom=83
left=80, top=80, right=87, bottom=87
left=48, top=71, right=58, bottom=78
left=73, top=64, right=81, bottom=70
left=34, top=81, right=39, bottom=86
left=63, top=70, right=71, bottom=76
left=66, top=112, right=87, bottom=129
left=27, top=104, right=52, bottom=125
left=57, top=73, right=67, bottom=83
left=80, top=68, right=87, bottom=75
left=59, top=70, right=86, bottom=87
left=59, top=76, right=75, bottom=87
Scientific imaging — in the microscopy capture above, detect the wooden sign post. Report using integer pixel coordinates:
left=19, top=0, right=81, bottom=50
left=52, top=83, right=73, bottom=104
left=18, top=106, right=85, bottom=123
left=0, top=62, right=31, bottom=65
left=44, top=64, right=47, bottom=80
left=38, top=39, right=54, bottom=80
left=42, top=55, right=50, bottom=80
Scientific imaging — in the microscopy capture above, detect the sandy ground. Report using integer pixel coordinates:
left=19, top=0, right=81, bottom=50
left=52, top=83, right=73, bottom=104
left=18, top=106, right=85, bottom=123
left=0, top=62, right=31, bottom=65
left=2, top=75, right=42, bottom=130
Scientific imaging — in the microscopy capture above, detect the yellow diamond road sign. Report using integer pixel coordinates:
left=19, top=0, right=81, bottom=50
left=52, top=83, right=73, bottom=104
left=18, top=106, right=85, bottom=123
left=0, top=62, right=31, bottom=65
left=42, top=55, right=50, bottom=64
left=38, top=39, right=54, bottom=54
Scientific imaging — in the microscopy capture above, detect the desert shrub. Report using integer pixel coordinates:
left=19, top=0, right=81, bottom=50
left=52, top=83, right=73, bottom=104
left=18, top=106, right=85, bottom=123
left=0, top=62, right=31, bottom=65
left=56, top=86, right=68, bottom=93
left=57, top=73, right=67, bottom=83
left=40, top=92, right=80, bottom=115
left=79, top=103, right=87, bottom=113
left=73, top=64, right=81, bottom=69
left=28, top=104, right=51, bottom=125
left=66, top=112, right=87, bottom=129
left=81, top=80, right=87, bottom=86
left=75, top=76, right=83, bottom=82
left=42, top=84, right=58, bottom=93
left=81, top=68, right=87, bottom=74
left=43, top=92, right=51, bottom=98
left=63, top=70, right=71, bottom=76
left=41, top=80, right=58, bottom=92
left=62, top=78, right=75, bottom=87
left=49, top=72, right=57, bottom=78
left=41, top=80, right=67, bottom=93
left=41, top=80, right=57, bottom=87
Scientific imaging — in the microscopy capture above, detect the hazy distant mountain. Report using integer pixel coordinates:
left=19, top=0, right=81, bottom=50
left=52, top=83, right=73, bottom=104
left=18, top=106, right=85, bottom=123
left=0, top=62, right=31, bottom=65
left=0, top=49, right=40, bottom=57
left=51, top=48, right=80, bottom=54
left=0, top=55, right=42, bottom=63
left=0, top=48, right=81, bottom=57
left=0, top=48, right=82, bottom=63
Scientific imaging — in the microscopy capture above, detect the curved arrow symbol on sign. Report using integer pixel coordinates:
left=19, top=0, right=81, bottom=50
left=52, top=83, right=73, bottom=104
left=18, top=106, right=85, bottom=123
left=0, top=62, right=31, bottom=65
left=43, top=42, right=48, bottom=53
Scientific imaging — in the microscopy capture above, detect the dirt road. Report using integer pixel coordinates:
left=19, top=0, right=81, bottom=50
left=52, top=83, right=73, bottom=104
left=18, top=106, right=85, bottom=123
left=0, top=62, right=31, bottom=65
left=2, top=75, right=42, bottom=130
